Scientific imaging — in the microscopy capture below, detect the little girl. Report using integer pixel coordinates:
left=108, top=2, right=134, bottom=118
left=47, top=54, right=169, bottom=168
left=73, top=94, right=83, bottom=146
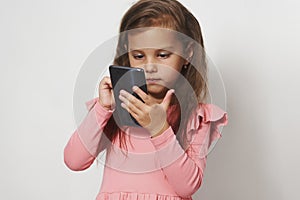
left=64, top=0, right=228, bottom=199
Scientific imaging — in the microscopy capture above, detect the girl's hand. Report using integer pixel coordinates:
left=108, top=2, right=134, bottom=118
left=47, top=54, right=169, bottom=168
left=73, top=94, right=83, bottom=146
left=119, top=86, right=174, bottom=137
left=98, top=76, right=115, bottom=111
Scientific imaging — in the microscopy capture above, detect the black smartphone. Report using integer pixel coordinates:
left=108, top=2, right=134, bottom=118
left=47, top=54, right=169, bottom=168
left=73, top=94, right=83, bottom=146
left=109, top=65, right=148, bottom=127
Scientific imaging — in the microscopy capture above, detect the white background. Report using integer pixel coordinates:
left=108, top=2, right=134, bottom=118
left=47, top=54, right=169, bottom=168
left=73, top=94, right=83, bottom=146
left=1, top=0, right=299, bottom=199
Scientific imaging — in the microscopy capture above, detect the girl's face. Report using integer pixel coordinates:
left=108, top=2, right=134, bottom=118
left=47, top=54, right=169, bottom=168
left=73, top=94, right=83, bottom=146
left=127, top=29, right=188, bottom=98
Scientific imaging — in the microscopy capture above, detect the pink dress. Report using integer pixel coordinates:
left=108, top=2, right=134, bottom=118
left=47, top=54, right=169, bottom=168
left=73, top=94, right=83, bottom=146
left=64, top=98, right=228, bottom=200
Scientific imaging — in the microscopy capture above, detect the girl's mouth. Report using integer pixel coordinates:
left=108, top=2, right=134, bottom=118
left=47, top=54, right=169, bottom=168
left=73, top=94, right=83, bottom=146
left=146, top=78, right=161, bottom=84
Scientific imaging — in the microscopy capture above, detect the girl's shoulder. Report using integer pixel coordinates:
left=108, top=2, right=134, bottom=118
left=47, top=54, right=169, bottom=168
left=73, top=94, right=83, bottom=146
left=188, top=103, right=228, bottom=131
left=195, top=103, right=228, bottom=124
left=186, top=103, right=228, bottom=156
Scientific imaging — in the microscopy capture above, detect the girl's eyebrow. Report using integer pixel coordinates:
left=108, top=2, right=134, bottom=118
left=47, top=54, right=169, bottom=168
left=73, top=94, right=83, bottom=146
left=129, top=48, right=143, bottom=52
left=160, top=46, right=174, bottom=50
left=157, top=47, right=175, bottom=51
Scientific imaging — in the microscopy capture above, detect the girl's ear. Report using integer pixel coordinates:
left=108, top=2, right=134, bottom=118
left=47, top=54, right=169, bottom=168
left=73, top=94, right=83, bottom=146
left=184, top=42, right=194, bottom=65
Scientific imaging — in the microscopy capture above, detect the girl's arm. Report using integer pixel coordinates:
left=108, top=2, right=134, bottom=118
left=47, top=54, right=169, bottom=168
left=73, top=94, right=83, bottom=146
left=150, top=104, right=228, bottom=198
left=64, top=98, right=113, bottom=171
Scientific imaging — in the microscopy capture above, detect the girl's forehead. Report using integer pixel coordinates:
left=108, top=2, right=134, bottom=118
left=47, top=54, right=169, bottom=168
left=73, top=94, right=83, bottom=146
left=127, top=29, right=183, bottom=51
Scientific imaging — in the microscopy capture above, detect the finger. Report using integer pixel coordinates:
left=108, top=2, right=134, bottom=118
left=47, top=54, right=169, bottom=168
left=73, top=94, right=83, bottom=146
left=120, top=101, right=143, bottom=125
left=120, top=89, right=146, bottom=112
left=105, top=76, right=113, bottom=88
left=119, top=91, right=143, bottom=116
left=100, top=76, right=112, bottom=89
left=132, top=86, right=148, bottom=103
left=161, top=89, right=175, bottom=110
left=111, top=90, right=116, bottom=109
left=120, top=98, right=151, bottom=129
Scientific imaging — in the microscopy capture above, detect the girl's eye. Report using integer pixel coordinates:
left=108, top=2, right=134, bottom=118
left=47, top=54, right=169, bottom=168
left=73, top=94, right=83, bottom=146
left=158, top=53, right=170, bottom=59
left=133, top=54, right=144, bottom=59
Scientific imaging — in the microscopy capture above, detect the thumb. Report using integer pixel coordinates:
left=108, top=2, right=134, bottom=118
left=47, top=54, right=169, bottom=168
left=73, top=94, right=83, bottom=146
left=161, top=89, right=175, bottom=110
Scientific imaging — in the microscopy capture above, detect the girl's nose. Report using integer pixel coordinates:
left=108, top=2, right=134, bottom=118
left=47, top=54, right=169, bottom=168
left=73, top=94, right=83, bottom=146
left=144, top=58, right=157, bottom=73
left=144, top=63, right=157, bottom=73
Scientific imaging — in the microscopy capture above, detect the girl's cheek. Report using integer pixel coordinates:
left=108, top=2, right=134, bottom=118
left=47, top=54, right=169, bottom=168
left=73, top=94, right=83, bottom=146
left=129, top=59, right=140, bottom=68
left=168, top=74, right=180, bottom=85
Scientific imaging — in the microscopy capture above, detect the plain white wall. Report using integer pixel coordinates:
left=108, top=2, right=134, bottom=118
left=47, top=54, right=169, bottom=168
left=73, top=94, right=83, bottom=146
left=1, top=0, right=299, bottom=199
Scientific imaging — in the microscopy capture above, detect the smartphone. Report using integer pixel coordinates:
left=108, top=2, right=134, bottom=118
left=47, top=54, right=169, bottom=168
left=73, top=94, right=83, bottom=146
left=109, top=65, right=148, bottom=127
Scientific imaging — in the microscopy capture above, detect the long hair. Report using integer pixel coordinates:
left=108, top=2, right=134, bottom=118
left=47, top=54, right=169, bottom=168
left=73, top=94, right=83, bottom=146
left=101, top=0, right=208, bottom=155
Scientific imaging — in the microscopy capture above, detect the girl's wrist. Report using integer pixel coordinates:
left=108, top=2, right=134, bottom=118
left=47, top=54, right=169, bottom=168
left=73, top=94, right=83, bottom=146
left=151, top=121, right=170, bottom=138
left=97, top=98, right=112, bottom=111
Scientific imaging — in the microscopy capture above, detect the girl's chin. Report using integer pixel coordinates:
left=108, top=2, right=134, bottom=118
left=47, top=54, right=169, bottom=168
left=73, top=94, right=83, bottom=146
left=146, top=85, right=169, bottom=96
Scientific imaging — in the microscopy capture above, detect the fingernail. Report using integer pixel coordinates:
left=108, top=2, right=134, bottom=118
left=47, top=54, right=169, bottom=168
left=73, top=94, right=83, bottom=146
left=121, top=102, right=125, bottom=108
left=132, top=86, right=138, bottom=91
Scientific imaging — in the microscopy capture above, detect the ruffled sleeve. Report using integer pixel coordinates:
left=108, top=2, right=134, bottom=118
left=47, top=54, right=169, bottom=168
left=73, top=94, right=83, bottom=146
left=186, top=103, right=228, bottom=158
left=64, top=98, right=113, bottom=171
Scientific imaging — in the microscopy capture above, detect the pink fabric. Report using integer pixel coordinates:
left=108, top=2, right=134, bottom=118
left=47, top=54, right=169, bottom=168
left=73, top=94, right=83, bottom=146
left=64, top=98, right=228, bottom=200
